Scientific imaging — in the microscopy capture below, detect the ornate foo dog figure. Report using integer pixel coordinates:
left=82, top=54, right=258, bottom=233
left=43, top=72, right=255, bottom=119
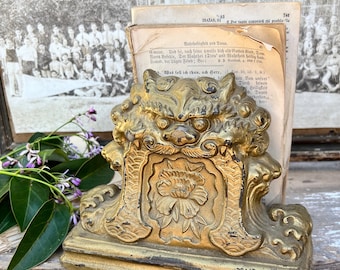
left=62, top=70, right=313, bottom=269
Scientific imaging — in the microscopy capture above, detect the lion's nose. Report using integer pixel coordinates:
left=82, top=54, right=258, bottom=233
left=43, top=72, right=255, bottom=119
left=163, top=125, right=199, bottom=146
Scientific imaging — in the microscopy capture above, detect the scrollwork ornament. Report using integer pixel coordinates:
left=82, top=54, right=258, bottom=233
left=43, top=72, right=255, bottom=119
left=268, top=204, right=313, bottom=260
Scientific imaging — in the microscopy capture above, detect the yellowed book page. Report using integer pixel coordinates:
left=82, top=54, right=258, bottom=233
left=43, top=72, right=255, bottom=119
left=131, top=3, right=301, bottom=204
left=127, top=24, right=285, bottom=203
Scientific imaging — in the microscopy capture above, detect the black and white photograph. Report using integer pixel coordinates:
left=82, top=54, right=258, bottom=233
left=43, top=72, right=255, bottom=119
left=1, top=0, right=339, bottom=138
left=0, top=0, right=135, bottom=138
left=294, top=0, right=340, bottom=129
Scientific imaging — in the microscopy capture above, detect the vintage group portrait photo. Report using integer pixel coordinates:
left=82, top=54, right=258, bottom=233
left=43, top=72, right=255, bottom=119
left=0, top=0, right=339, bottom=141
left=0, top=0, right=134, bottom=140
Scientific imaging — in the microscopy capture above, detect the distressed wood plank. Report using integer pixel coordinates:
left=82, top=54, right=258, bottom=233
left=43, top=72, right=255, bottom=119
left=286, top=161, right=340, bottom=270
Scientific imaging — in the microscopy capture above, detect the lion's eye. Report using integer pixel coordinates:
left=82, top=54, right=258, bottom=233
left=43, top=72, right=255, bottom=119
left=197, top=78, right=218, bottom=94
left=156, top=117, right=170, bottom=129
left=205, top=83, right=217, bottom=93
left=192, top=118, right=209, bottom=132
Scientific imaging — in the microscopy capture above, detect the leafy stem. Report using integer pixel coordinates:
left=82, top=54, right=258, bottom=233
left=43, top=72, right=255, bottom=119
left=0, top=107, right=113, bottom=269
left=0, top=170, right=74, bottom=211
left=0, top=108, right=96, bottom=162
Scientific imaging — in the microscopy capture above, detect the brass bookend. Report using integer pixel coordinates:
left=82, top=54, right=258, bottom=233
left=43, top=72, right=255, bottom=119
left=61, top=70, right=312, bottom=269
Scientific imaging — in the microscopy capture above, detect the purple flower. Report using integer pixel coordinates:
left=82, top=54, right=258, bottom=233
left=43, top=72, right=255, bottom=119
left=2, top=160, right=11, bottom=168
left=84, top=143, right=103, bottom=158
left=36, top=156, right=42, bottom=166
left=87, top=106, right=97, bottom=115
left=85, top=106, right=97, bottom=121
left=18, top=143, right=42, bottom=168
left=84, top=131, right=94, bottom=139
left=63, top=137, right=82, bottom=160
left=26, top=162, right=35, bottom=168
left=73, top=188, right=82, bottom=199
left=3, top=156, right=21, bottom=168
left=71, top=177, right=81, bottom=186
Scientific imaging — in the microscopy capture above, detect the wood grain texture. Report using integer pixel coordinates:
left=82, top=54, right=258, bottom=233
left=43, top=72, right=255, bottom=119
left=286, top=161, right=340, bottom=270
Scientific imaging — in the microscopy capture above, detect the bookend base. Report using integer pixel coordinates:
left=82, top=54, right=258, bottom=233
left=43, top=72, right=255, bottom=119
left=62, top=222, right=312, bottom=270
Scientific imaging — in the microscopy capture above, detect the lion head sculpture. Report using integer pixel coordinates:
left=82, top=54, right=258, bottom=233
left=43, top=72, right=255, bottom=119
left=103, top=69, right=272, bottom=171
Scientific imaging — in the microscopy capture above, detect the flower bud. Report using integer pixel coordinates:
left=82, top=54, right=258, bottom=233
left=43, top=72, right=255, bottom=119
left=71, top=177, right=82, bottom=186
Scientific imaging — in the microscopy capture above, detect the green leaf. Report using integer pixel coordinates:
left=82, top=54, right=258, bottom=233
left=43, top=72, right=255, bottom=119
left=0, top=174, right=11, bottom=199
left=10, top=177, right=50, bottom=231
left=29, top=132, right=64, bottom=151
left=50, top=157, right=89, bottom=174
left=0, top=195, right=17, bottom=234
left=39, top=148, right=69, bottom=163
left=39, top=136, right=64, bottom=150
left=7, top=200, right=70, bottom=270
left=77, top=154, right=114, bottom=191
left=28, top=132, right=47, bottom=143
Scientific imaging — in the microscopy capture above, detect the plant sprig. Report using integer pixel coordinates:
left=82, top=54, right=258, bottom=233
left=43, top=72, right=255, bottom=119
left=0, top=107, right=114, bottom=270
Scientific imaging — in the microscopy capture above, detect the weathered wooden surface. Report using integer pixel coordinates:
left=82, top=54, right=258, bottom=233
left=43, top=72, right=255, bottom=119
left=0, top=161, right=339, bottom=269
left=286, top=161, right=340, bottom=270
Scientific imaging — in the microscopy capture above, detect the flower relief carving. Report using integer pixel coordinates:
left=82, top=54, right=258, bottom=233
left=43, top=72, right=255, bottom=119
left=153, top=160, right=209, bottom=239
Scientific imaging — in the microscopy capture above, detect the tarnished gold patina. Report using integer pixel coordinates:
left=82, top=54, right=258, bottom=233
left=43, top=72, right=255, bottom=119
left=61, top=70, right=313, bottom=269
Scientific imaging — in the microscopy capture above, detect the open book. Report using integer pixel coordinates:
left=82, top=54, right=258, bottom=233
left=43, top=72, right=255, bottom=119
left=128, top=3, right=301, bottom=204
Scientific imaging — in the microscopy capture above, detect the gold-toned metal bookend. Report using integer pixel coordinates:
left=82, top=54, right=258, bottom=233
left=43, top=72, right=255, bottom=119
left=61, top=70, right=313, bottom=269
